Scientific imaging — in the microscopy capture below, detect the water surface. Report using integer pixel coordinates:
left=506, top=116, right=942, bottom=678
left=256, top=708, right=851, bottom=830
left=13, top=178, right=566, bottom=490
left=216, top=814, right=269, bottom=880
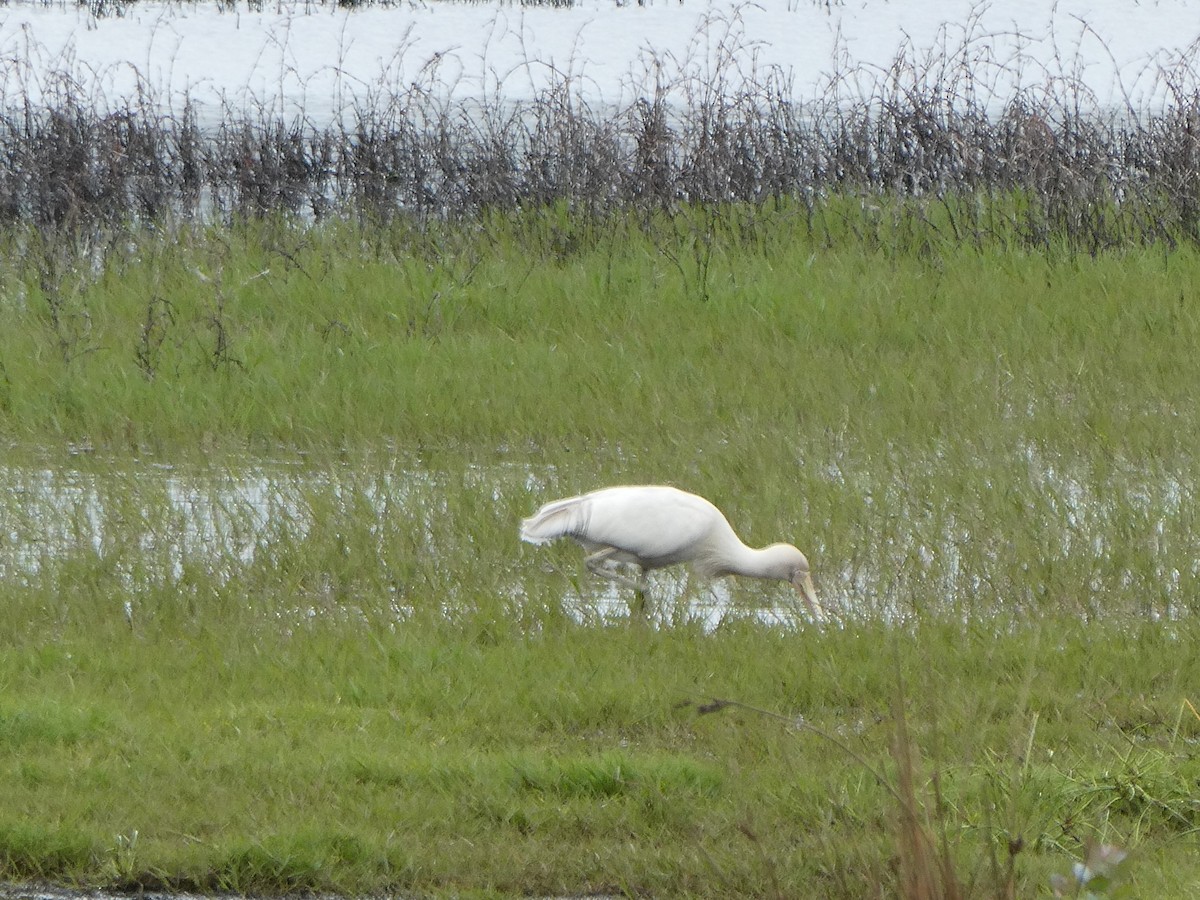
left=1, top=446, right=1192, bottom=628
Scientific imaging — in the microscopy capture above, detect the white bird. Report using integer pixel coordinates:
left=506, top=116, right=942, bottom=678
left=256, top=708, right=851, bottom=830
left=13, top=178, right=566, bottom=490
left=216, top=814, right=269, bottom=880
left=520, top=485, right=820, bottom=618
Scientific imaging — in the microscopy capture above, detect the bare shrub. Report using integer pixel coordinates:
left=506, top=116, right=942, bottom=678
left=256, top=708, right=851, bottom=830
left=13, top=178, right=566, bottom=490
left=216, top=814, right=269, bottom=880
left=4, top=8, right=1200, bottom=258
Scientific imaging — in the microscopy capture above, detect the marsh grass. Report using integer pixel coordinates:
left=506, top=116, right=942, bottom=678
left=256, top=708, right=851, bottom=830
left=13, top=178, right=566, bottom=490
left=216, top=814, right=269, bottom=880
left=3, top=208, right=1200, bottom=455
left=0, top=605, right=1196, bottom=896
left=0, top=210, right=1198, bottom=626
left=0, top=381, right=1195, bottom=896
left=0, top=206, right=1196, bottom=893
left=2, top=11, right=1200, bottom=893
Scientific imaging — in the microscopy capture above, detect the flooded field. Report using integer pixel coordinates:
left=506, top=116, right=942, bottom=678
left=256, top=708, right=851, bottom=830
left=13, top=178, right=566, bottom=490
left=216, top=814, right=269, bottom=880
left=1, top=445, right=1193, bottom=628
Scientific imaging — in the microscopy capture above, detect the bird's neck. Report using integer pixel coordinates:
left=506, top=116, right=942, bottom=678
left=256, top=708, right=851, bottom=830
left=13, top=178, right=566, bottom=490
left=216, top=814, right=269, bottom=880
left=717, top=541, right=792, bottom=581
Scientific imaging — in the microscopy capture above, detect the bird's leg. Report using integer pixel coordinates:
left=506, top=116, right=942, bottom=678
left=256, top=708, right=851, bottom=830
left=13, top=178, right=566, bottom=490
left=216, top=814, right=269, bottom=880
left=585, top=549, right=651, bottom=615
left=666, top=569, right=693, bottom=626
left=585, top=548, right=646, bottom=592
left=631, top=577, right=649, bottom=619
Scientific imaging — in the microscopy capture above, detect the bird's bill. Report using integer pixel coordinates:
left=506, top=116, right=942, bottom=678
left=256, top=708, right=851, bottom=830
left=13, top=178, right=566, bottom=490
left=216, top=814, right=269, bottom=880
left=793, top=571, right=822, bottom=621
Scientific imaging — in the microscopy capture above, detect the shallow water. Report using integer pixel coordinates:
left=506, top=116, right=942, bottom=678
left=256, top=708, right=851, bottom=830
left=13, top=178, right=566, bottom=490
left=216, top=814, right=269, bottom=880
left=0, top=449, right=817, bottom=628
left=0, top=446, right=1193, bottom=627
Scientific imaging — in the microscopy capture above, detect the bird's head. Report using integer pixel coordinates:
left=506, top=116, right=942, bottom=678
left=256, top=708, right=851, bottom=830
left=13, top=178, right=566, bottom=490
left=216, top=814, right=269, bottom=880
left=771, top=544, right=821, bottom=621
left=792, top=566, right=821, bottom=620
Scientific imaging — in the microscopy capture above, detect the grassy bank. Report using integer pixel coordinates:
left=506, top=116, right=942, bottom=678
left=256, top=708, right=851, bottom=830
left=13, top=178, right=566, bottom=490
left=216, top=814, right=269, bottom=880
left=0, top=207, right=1197, bottom=896
left=0, top=610, right=1196, bottom=897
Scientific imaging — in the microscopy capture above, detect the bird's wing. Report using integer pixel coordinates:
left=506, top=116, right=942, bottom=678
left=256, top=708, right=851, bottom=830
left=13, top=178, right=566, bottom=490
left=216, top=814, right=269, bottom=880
left=564, top=486, right=725, bottom=566
left=521, top=486, right=733, bottom=569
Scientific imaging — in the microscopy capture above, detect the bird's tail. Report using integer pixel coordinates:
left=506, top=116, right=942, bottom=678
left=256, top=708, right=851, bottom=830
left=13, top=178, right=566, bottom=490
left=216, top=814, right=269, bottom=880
left=520, top=495, right=587, bottom=545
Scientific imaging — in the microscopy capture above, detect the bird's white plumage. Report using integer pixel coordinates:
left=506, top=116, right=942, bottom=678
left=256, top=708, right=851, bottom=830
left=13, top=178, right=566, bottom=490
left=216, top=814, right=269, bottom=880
left=521, top=486, right=728, bottom=573
left=521, top=485, right=821, bottom=616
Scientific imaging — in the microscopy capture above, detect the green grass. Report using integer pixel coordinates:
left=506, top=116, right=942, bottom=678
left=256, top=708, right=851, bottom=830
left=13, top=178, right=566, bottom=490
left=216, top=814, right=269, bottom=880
left=0, top=613, right=1196, bottom=896
left=0, top=200, right=1198, bottom=895
left=1, top=206, right=1198, bottom=460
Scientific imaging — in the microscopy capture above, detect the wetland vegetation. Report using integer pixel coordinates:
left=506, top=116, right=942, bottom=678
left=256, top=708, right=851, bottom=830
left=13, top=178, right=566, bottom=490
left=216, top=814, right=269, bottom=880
left=0, top=205, right=1196, bottom=897
left=1, top=16, right=1199, bottom=896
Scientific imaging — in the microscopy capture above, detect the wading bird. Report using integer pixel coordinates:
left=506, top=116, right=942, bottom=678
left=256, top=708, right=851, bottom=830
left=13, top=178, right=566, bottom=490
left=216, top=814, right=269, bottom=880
left=520, top=485, right=820, bottom=618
